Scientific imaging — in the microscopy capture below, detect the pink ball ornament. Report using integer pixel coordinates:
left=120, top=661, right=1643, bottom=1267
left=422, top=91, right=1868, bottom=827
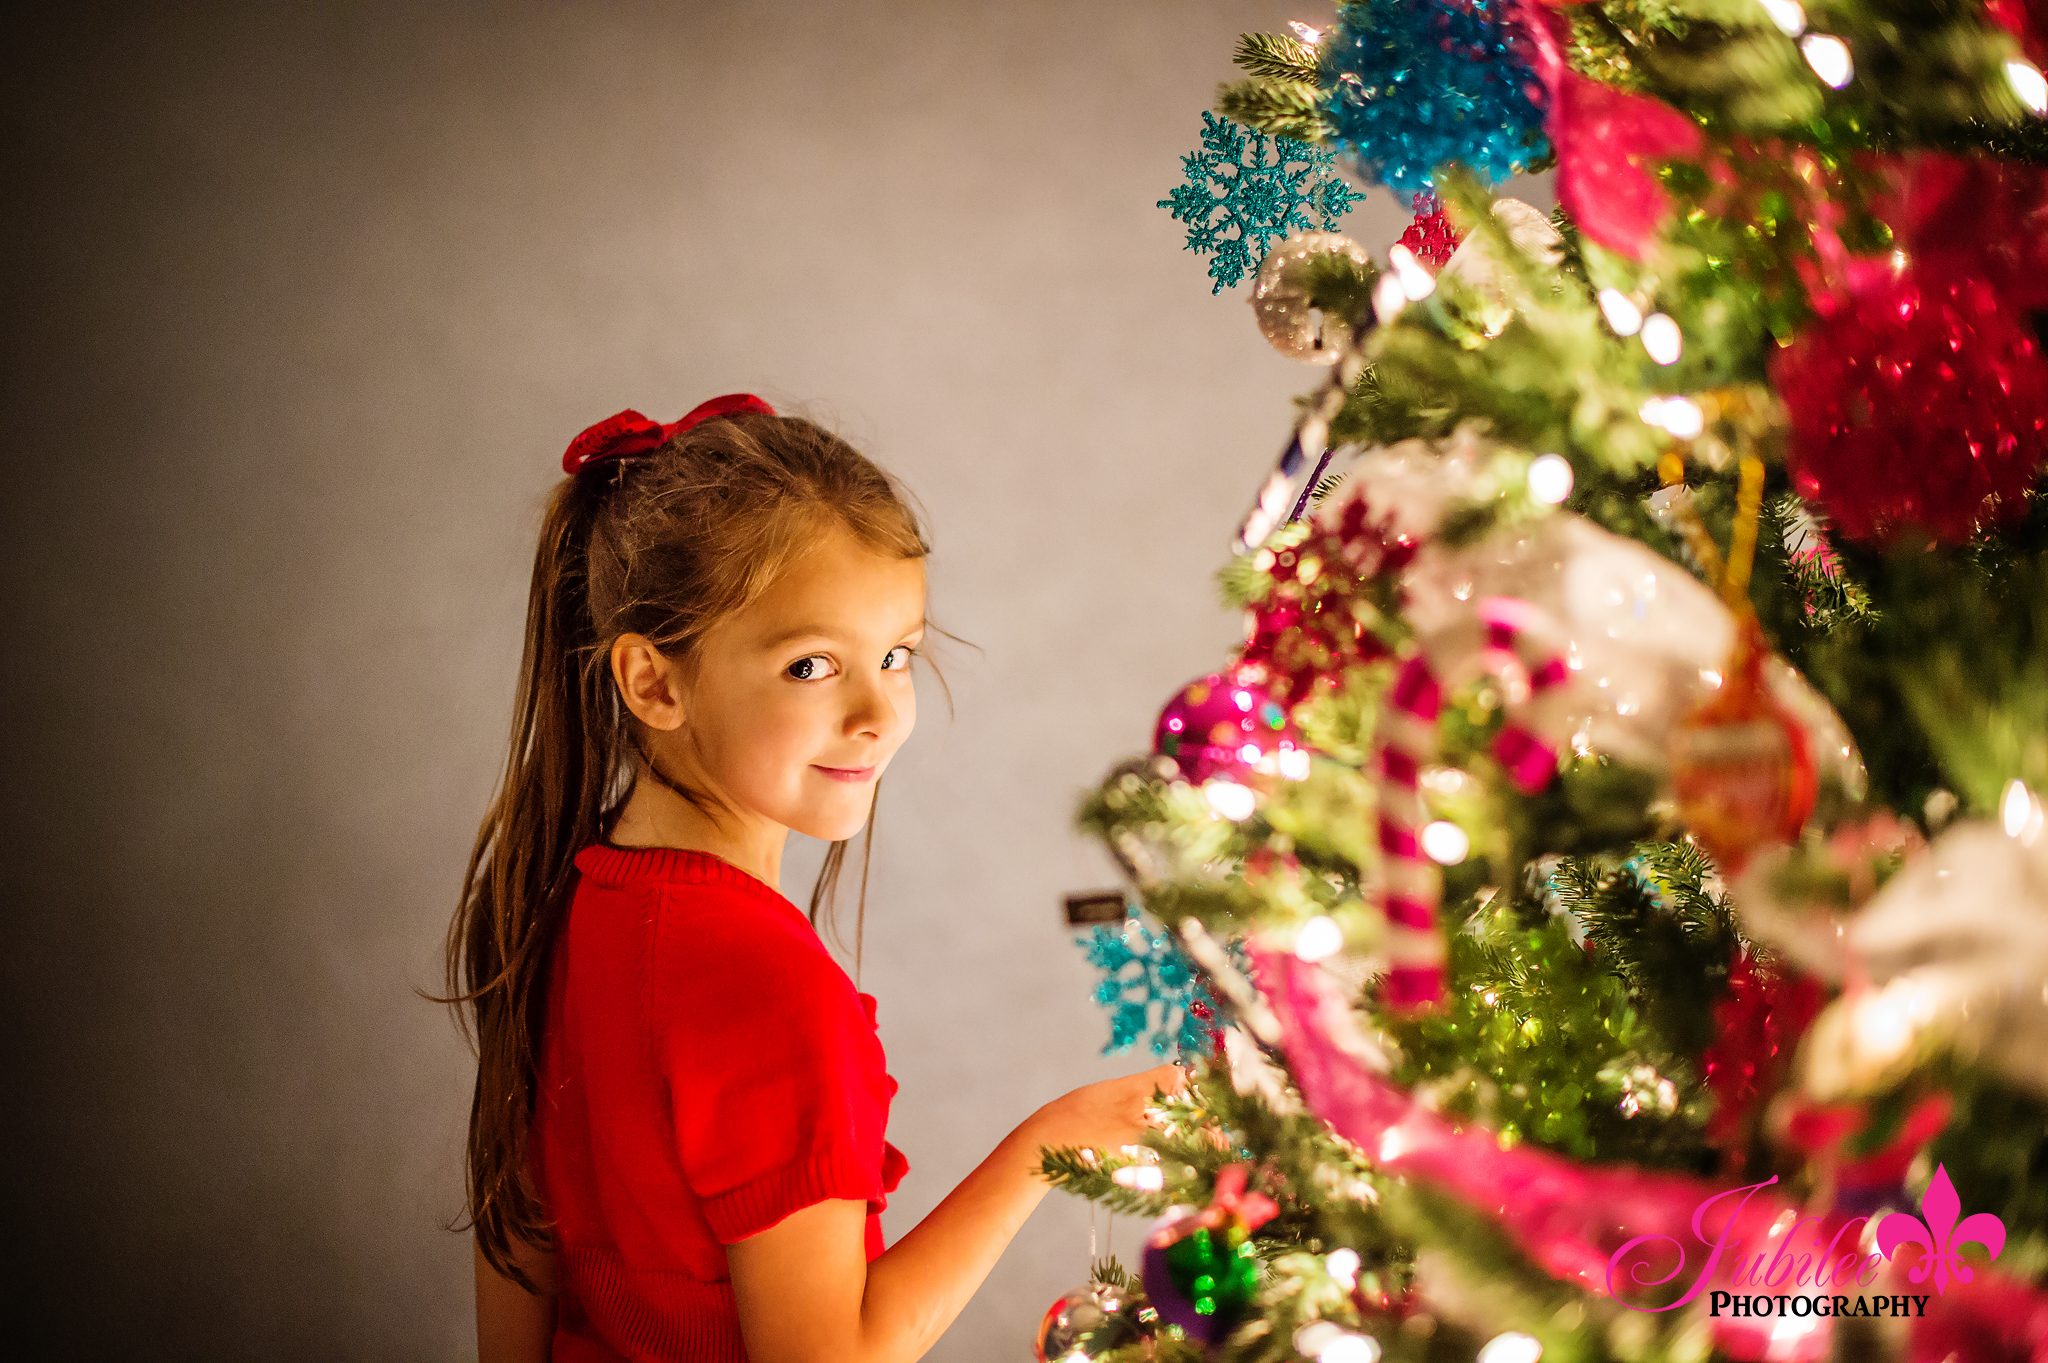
left=1153, top=665, right=1304, bottom=785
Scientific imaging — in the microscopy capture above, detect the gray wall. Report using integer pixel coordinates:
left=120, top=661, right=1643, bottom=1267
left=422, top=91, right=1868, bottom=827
left=0, top=4, right=1540, bottom=1357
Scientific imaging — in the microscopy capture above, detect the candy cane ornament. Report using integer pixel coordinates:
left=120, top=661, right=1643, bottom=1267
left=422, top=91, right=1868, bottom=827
left=1377, top=596, right=1574, bottom=1008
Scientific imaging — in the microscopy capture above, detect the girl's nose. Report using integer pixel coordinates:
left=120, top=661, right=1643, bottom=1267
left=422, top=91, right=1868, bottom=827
left=844, top=675, right=899, bottom=738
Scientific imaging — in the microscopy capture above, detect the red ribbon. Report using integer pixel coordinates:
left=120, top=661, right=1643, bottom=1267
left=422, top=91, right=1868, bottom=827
left=561, top=393, right=777, bottom=476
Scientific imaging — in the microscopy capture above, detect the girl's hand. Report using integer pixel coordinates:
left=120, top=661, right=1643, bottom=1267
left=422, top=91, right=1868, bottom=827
left=1029, top=1064, right=1187, bottom=1154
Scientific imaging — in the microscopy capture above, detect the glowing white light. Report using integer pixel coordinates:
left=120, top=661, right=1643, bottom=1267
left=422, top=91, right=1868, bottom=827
left=1295, top=914, right=1345, bottom=962
left=1289, top=20, right=1325, bottom=45
left=1373, top=269, right=1409, bottom=324
left=1278, top=747, right=1313, bottom=781
left=1325, top=1247, right=1362, bottom=1288
left=2008, top=58, right=2048, bottom=115
left=1389, top=243, right=1437, bottom=300
left=1293, top=1323, right=1345, bottom=1359
left=1319, top=1335, right=1382, bottom=1363
left=1758, top=0, right=1806, bottom=36
left=2002, top=778, right=2040, bottom=840
left=1421, top=820, right=1471, bottom=865
left=1596, top=287, right=1644, bottom=336
left=1476, top=1333, right=1544, bottom=1363
left=1659, top=396, right=1705, bottom=439
left=1640, top=312, right=1683, bottom=365
left=1853, top=986, right=1918, bottom=1065
left=1801, top=33, right=1854, bottom=89
left=1238, top=743, right=1263, bottom=765
left=1112, top=1164, right=1165, bottom=1191
left=1641, top=392, right=1703, bottom=436
left=1204, top=779, right=1257, bottom=821
left=1527, top=453, right=1574, bottom=504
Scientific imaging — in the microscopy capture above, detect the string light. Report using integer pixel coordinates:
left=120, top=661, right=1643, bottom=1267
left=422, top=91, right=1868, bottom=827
left=1111, top=1164, right=1165, bottom=1191
left=1373, top=269, right=1409, bottom=324
left=1293, top=1325, right=1383, bottom=1363
left=2002, top=778, right=2042, bottom=842
left=1527, top=453, right=1574, bottom=504
left=1758, top=0, right=1805, bottom=35
left=1476, top=1333, right=1543, bottom=1363
left=1596, top=287, right=1644, bottom=336
left=1289, top=20, right=1325, bottom=45
left=1204, top=779, right=1257, bottom=820
left=1295, top=914, right=1344, bottom=962
left=1389, top=243, right=1437, bottom=300
left=1640, top=313, right=1683, bottom=365
left=2008, top=58, right=2048, bottom=115
left=1320, top=1335, right=1381, bottom=1363
left=1421, top=820, right=1470, bottom=865
left=1325, top=1247, right=1362, bottom=1288
left=1639, top=394, right=1704, bottom=438
left=1800, top=33, right=1854, bottom=88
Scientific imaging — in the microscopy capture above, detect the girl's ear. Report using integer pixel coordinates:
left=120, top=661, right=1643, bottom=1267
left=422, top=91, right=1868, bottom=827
left=610, top=634, right=686, bottom=731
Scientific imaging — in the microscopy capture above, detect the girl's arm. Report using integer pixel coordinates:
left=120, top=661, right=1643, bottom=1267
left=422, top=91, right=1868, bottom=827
left=474, top=1235, right=557, bottom=1363
left=727, top=1065, right=1182, bottom=1363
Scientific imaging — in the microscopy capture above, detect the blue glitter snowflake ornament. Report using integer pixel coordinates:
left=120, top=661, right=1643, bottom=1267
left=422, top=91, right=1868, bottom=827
left=1080, top=916, right=1224, bottom=1059
left=1158, top=111, right=1365, bottom=293
left=1321, top=0, right=1550, bottom=195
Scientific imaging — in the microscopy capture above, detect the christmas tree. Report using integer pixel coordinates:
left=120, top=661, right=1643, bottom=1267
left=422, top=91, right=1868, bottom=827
left=1036, top=3, right=2048, bottom=1362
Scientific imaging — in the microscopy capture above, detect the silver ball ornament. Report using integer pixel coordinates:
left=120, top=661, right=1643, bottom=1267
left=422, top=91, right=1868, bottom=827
left=1251, top=232, right=1374, bottom=364
left=1033, top=1281, right=1146, bottom=1362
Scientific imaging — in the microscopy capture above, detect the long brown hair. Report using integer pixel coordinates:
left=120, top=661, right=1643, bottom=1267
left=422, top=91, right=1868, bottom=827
left=446, top=411, right=927, bottom=1288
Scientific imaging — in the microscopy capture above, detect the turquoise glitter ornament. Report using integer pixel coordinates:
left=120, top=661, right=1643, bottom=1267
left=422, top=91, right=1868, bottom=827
left=1080, top=916, right=1225, bottom=1059
left=1320, top=0, right=1550, bottom=195
left=1158, top=111, right=1365, bottom=293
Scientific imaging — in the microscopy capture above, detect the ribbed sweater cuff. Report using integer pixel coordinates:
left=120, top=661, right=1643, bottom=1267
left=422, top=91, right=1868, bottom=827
left=702, top=1146, right=883, bottom=1244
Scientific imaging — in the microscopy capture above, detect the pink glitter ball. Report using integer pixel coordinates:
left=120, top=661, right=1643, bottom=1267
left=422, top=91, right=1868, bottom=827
left=1153, top=665, right=1302, bottom=784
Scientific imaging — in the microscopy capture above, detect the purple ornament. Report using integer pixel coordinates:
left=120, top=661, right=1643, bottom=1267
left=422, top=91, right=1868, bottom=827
left=1140, top=1209, right=1257, bottom=1346
left=1153, top=665, right=1303, bottom=785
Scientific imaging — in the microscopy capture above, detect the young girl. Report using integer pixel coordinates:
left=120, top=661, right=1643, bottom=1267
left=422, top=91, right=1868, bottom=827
left=449, top=395, right=1180, bottom=1363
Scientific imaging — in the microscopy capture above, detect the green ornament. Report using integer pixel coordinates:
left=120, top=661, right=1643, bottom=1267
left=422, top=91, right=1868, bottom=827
left=1162, top=1224, right=1259, bottom=1319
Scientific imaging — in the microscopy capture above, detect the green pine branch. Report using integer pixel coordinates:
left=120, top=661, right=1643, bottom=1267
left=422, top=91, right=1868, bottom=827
left=1215, top=77, right=1334, bottom=145
left=1233, top=31, right=1323, bottom=84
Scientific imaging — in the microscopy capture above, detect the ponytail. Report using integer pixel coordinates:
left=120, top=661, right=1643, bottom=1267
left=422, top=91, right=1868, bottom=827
left=446, top=475, right=623, bottom=1289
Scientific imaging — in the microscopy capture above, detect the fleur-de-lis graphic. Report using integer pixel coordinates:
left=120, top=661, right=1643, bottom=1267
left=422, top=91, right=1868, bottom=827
left=1875, top=1164, right=2007, bottom=1295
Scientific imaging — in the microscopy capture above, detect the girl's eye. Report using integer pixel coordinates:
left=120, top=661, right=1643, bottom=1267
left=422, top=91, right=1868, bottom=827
left=882, top=646, right=915, bottom=672
left=786, top=654, right=837, bottom=681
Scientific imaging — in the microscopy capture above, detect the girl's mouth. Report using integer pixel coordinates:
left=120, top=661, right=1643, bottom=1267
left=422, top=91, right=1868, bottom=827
left=811, top=764, right=878, bottom=783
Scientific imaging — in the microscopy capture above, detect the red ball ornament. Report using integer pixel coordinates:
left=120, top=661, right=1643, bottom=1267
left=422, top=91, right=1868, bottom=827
left=1773, top=266, right=2048, bottom=545
left=1153, top=665, right=1304, bottom=785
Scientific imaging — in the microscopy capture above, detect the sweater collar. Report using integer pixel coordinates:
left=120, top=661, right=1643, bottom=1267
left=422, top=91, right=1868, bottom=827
left=574, top=842, right=787, bottom=904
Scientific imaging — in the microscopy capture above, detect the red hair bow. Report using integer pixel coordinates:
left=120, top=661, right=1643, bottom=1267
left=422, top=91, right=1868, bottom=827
left=561, top=393, right=777, bottom=476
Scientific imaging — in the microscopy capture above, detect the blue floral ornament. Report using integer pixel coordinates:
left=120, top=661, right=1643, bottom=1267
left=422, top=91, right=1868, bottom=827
left=1158, top=111, right=1365, bottom=294
left=1080, top=916, right=1225, bottom=1059
left=1320, top=0, right=1551, bottom=195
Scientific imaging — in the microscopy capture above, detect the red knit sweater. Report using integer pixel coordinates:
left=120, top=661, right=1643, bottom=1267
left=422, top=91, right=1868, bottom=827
left=532, top=844, right=909, bottom=1362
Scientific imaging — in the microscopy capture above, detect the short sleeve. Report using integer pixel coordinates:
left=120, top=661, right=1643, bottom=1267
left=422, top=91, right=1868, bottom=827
left=652, top=882, right=891, bottom=1245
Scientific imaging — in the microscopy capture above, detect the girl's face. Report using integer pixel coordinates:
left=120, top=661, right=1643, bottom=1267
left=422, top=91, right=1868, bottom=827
left=669, top=523, right=926, bottom=843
